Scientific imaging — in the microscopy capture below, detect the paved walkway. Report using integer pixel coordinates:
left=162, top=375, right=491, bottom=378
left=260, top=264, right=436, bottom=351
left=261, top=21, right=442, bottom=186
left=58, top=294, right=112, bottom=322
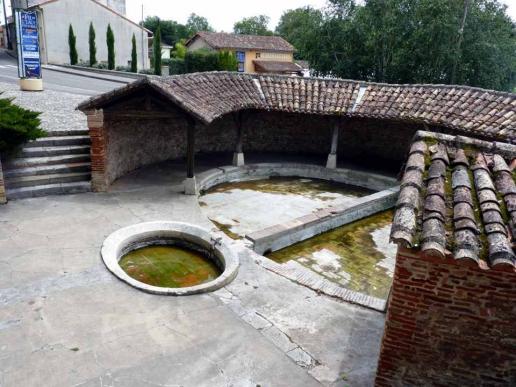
left=0, top=81, right=88, bottom=133
left=0, top=159, right=385, bottom=387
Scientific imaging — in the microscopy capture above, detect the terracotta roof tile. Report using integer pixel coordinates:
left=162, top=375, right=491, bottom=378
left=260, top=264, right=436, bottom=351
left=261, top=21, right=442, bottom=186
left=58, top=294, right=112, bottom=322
left=78, top=72, right=516, bottom=143
left=187, top=32, right=295, bottom=53
left=391, top=131, right=516, bottom=269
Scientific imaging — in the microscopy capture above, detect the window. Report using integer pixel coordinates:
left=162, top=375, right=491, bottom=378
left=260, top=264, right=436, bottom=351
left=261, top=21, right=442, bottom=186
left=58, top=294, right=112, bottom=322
left=256, top=52, right=261, bottom=59
left=236, top=51, right=245, bottom=72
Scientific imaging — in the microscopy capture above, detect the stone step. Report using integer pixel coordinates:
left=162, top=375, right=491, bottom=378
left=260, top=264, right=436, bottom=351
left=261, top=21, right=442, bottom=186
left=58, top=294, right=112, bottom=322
left=44, top=129, right=89, bottom=137
left=20, top=145, right=91, bottom=158
left=3, top=162, right=91, bottom=178
left=6, top=181, right=91, bottom=200
left=5, top=154, right=91, bottom=169
left=24, top=135, right=90, bottom=148
left=5, top=172, right=91, bottom=189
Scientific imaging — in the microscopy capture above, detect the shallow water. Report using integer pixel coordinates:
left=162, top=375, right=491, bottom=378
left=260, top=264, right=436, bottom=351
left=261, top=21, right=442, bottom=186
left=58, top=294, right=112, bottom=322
left=199, top=177, right=372, bottom=239
left=119, top=246, right=221, bottom=288
left=267, top=211, right=395, bottom=299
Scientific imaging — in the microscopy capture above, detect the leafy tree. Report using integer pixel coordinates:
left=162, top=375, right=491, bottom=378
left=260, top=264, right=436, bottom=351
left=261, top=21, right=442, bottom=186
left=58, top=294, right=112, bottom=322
left=143, top=16, right=190, bottom=46
left=153, top=25, right=162, bottom=75
left=68, top=24, right=78, bottom=65
left=186, top=13, right=214, bottom=36
left=234, top=15, right=273, bottom=35
left=0, top=95, right=44, bottom=154
left=106, top=24, right=115, bottom=70
left=131, top=33, right=137, bottom=73
left=277, top=0, right=515, bottom=91
left=172, top=42, right=187, bottom=59
left=218, top=50, right=238, bottom=71
left=88, top=22, right=97, bottom=66
left=276, top=7, right=323, bottom=60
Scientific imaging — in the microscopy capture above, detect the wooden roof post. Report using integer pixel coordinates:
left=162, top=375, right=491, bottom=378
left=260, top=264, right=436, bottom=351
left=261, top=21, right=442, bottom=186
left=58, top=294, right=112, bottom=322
left=232, top=111, right=245, bottom=167
left=184, top=117, right=197, bottom=195
left=326, top=117, right=341, bottom=169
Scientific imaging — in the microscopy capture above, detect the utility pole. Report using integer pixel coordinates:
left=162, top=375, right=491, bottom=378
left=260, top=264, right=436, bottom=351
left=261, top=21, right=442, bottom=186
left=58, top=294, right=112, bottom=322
left=451, top=0, right=470, bottom=85
left=2, top=0, right=12, bottom=49
left=141, top=3, right=144, bottom=70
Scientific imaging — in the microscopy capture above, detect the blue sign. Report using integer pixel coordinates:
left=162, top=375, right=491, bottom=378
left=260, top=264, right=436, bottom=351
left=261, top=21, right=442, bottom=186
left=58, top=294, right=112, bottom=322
left=15, top=10, right=41, bottom=78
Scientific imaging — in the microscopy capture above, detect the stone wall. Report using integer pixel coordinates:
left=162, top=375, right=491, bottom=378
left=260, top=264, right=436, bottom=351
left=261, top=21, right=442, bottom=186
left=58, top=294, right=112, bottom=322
left=0, top=156, right=6, bottom=204
left=376, top=248, right=516, bottom=386
left=87, top=108, right=449, bottom=191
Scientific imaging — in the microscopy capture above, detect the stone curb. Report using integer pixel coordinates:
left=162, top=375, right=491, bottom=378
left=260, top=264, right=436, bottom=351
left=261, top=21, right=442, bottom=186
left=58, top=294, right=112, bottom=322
left=248, top=186, right=399, bottom=254
left=101, top=221, right=239, bottom=295
left=43, top=65, right=132, bottom=85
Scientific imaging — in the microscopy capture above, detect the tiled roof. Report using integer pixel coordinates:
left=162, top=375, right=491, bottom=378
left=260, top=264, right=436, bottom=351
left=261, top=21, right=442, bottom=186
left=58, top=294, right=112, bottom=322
left=391, top=131, right=516, bottom=270
left=78, top=72, right=515, bottom=143
left=186, top=32, right=295, bottom=53
left=253, top=60, right=302, bottom=73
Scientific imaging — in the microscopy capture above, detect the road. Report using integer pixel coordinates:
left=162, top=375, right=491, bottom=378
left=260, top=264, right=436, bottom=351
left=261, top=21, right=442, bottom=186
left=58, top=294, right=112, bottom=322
left=0, top=49, right=124, bottom=96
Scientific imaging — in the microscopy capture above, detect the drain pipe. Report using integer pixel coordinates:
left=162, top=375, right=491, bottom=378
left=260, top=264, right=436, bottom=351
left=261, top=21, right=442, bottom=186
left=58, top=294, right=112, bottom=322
left=326, top=118, right=341, bottom=169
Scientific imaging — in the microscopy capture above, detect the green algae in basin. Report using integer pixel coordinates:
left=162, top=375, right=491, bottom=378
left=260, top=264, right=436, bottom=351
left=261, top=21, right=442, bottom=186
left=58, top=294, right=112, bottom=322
left=267, top=211, right=395, bottom=300
left=119, top=246, right=222, bottom=288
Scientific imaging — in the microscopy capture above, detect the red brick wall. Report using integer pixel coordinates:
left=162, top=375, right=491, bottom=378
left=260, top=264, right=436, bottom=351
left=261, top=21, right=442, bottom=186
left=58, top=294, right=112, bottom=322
left=86, top=110, right=109, bottom=192
left=376, top=248, right=516, bottom=386
left=0, top=156, right=6, bottom=204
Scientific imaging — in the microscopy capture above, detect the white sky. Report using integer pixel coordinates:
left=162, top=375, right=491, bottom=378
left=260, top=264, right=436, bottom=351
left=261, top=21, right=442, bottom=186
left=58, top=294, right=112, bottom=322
left=124, top=0, right=516, bottom=32
left=1, top=0, right=515, bottom=30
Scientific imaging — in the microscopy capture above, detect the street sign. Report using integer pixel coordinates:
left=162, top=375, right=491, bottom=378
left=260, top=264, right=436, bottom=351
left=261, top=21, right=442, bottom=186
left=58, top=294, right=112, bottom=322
left=15, top=10, right=41, bottom=78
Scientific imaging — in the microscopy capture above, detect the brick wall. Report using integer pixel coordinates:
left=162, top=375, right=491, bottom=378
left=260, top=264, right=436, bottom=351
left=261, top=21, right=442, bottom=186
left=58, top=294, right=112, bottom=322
left=376, top=248, right=516, bottom=386
left=0, top=156, right=6, bottom=204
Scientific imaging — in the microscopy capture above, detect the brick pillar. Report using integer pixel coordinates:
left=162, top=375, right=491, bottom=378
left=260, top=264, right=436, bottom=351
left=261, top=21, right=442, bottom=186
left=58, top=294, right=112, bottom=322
left=376, top=248, right=516, bottom=386
left=86, top=110, right=109, bottom=192
left=0, top=156, right=6, bottom=204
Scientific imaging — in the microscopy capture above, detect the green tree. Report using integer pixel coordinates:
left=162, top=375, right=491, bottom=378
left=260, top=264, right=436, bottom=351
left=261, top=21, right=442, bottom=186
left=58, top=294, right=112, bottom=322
left=131, top=33, right=137, bottom=73
left=172, top=41, right=187, bottom=59
left=143, top=16, right=190, bottom=46
left=186, top=13, right=213, bottom=36
left=218, top=50, right=238, bottom=71
left=153, top=25, right=162, bottom=75
left=68, top=24, right=78, bottom=65
left=234, top=15, right=273, bottom=35
left=281, top=0, right=515, bottom=91
left=0, top=95, right=44, bottom=154
left=106, top=24, right=115, bottom=70
left=88, top=22, right=97, bottom=66
left=276, top=7, right=323, bottom=60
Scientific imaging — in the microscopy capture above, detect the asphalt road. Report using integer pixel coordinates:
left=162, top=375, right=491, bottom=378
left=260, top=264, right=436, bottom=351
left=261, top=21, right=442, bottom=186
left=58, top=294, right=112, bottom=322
left=0, top=50, right=124, bottom=96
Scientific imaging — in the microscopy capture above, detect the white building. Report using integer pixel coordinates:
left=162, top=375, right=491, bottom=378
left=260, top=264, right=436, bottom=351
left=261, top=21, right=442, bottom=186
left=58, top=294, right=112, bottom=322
left=25, top=0, right=150, bottom=69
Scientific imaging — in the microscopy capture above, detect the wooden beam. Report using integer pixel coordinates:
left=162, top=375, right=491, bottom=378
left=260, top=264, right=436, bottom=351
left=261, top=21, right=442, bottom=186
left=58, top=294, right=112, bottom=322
left=233, top=112, right=244, bottom=153
left=186, top=118, right=196, bottom=178
left=330, top=119, right=340, bottom=155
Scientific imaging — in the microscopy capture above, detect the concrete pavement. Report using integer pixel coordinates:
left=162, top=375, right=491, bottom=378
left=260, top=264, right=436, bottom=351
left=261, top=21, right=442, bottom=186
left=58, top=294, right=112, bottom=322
left=0, top=160, right=385, bottom=387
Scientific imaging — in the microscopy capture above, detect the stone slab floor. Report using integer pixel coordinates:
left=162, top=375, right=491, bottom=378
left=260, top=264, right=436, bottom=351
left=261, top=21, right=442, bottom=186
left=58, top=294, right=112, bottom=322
left=0, top=160, right=385, bottom=387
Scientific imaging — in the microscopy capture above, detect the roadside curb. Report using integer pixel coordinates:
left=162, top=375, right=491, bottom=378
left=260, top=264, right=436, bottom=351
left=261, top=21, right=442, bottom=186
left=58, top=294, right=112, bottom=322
left=42, top=65, right=132, bottom=85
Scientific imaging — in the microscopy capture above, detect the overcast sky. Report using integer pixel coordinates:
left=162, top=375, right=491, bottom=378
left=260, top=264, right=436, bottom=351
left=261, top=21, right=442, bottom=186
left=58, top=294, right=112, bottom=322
left=125, top=0, right=516, bottom=32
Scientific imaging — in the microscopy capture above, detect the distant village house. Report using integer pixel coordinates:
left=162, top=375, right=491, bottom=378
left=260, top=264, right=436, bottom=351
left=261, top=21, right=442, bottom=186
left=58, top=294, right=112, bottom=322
left=185, top=31, right=304, bottom=75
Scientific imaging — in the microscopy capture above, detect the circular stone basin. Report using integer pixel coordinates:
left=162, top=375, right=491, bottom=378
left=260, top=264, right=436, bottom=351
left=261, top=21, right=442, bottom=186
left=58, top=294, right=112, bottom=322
left=101, top=222, right=238, bottom=295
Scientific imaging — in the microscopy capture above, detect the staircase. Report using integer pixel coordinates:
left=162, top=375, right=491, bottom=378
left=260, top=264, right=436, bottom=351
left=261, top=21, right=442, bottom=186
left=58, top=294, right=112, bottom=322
left=3, top=130, right=92, bottom=200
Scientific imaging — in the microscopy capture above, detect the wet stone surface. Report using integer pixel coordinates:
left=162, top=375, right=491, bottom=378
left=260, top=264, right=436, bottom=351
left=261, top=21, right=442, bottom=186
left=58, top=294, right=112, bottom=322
left=199, top=177, right=372, bottom=239
left=267, top=211, right=396, bottom=299
left=119, top=245, right=221, bottom=288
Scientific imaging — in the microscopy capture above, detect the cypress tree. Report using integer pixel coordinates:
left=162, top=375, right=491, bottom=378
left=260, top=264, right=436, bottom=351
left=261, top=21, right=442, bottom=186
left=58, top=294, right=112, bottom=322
left=106, top=24, right=115, bottom=70
left=89, top=22, right=97, bottom=66
left=153, top=25, right=162, bottom=75
left=68, top=24, right=78, bottom=65
left=131, top=33, right=137, bottom=73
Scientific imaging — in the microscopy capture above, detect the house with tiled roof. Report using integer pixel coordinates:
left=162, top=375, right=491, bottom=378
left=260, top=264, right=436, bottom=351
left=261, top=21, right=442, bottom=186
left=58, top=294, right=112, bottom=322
left=185, top=31, right=303, bottom=75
